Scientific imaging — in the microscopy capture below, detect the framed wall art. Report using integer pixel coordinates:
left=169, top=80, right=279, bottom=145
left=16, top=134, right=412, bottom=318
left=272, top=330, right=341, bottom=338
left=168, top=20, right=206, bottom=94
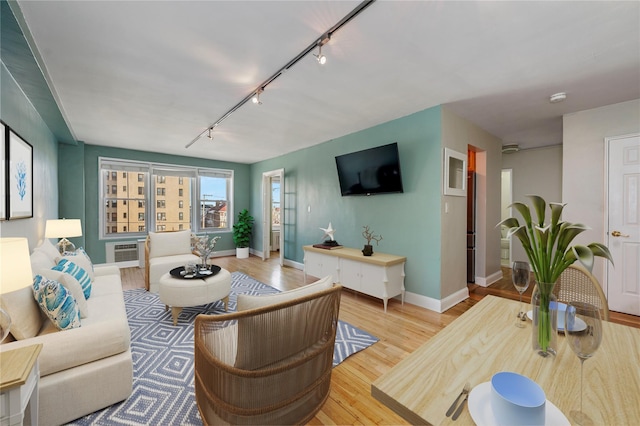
left=0, top=121, right=6, bottom=221
left=8, top=128, right=33, bottom=219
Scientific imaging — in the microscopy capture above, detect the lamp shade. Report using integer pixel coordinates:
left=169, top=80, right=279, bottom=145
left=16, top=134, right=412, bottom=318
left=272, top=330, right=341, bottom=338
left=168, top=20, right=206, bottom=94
left=0, top=238, right=33, bottom=294
left=45, top=219, right=82, bottom=238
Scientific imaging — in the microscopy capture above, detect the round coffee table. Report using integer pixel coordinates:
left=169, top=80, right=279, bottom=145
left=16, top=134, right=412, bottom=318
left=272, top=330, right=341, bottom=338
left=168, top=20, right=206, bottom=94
left=159, top=267, right=231, bottom=325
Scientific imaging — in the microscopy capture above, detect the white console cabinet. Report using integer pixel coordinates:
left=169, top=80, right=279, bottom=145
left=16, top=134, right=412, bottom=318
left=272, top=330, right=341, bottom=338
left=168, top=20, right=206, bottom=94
left=303, top=245, right=406, bottom=312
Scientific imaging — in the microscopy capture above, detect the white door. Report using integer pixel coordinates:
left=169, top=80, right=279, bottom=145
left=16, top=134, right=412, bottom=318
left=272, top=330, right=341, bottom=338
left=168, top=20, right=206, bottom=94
left=606, top=134, right=640, bottom=315
left=261, top=169, right=284, bottom=265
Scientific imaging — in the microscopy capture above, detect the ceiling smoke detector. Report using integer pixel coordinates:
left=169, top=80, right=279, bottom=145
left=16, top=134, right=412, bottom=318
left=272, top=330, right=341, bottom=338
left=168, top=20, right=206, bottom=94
left=549, top=92, right=567, bottom=103
left=502, top=144, right=520, bottom=154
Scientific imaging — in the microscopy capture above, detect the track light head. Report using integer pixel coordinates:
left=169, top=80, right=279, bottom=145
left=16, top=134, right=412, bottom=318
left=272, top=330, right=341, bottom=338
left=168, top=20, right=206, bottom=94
left=252, top=88, right=263, bottom=105
left=313, top=36, right=329, bottom=65
left=207, top=127, right=213, bottom=140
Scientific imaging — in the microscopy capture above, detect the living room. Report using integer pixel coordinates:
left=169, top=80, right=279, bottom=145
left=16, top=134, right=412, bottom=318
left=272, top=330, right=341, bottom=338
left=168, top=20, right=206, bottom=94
left=1, top=1, right=639, bottom=425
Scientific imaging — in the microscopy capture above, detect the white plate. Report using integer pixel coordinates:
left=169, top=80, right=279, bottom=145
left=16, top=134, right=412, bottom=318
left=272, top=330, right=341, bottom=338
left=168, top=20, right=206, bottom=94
left=525, top=308, right=587, bottom=332
left=468, top=382, right=569, bottom=426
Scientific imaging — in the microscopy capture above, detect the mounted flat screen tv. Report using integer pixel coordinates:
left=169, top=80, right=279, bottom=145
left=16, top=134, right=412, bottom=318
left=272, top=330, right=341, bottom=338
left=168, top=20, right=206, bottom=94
left=335, top=142, right=404, bottom=196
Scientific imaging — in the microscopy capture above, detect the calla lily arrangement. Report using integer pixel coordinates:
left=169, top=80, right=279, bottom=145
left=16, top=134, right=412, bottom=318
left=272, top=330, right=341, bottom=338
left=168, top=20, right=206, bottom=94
left=498, top=195, right=613, bottom=284
left=498, top=195, right=613, bottom=355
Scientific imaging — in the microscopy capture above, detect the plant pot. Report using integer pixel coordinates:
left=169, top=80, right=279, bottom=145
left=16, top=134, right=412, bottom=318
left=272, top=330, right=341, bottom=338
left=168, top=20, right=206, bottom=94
left=362, top=245, right=373, bottom=256
left=236, top=247, right=249, bottom=259
left=531, top=281, right=558, bottom=357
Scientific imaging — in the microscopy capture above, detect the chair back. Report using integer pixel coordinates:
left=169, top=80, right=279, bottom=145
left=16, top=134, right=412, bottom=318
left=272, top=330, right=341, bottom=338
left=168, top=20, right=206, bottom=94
left=556, top=264, right=610, bottom=321
left=194, top=283, right=342, bottom=425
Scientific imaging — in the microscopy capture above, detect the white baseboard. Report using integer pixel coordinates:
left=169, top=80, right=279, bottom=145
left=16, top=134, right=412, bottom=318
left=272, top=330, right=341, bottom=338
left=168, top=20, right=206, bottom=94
left=404, top=287, right=469, bottom=313
left=474, top=269, right=503, bottom=287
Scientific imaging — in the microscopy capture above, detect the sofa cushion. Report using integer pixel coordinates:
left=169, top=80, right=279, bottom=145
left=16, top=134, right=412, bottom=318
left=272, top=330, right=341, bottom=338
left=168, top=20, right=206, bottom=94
left=33, top=239, right=61, bottom=264
left=0, top=287, right=43, bottom=340
left=30, top=250, right=56, bottom=274
left=149, top=230, right=192, bottom=258
left=237, top=275, right=333, bottom=311
left=33, top=275, right=81, bottom=330
left=52, top=259, right=92, bottom=299
left=39, top=269, right=89, bottom=318
left=58, top=247, right=95, bottom=282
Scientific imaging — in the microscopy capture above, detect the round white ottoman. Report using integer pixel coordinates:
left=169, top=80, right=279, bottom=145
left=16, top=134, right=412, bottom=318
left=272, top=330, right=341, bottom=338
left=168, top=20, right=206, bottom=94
left=159, top=267, right=231, bottom=325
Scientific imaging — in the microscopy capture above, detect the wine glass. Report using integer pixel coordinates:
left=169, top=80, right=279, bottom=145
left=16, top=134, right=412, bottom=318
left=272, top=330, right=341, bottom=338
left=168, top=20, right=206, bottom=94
left=565, top=301, right=603, bottom=426
left=511, top=261, right=531, bottom=327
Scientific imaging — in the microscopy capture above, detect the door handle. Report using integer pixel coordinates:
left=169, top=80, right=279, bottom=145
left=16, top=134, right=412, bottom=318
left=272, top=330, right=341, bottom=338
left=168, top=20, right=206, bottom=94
left=611, top=231, right=630, bottom=237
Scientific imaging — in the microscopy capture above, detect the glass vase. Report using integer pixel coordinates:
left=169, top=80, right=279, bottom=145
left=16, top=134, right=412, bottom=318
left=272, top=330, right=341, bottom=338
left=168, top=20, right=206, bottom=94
left=531, top=281, right=558, bottom=357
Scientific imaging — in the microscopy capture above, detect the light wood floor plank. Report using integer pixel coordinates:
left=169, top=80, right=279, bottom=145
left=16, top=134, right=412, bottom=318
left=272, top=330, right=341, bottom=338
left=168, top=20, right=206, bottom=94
left=118, top=253, right=639, bottom=425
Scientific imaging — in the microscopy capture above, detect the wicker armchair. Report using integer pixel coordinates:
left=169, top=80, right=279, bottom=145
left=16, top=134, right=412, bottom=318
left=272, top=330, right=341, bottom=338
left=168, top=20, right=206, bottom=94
left=194, top=280, right=342, bottom=425
left=555, top=264, right=610, bottom=321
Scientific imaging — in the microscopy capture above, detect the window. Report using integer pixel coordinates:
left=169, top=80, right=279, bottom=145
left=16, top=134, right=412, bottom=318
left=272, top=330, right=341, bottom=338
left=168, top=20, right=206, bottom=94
left=99, top=158, right=233, bottom=238
left=198, top=173, right=231, bottom=230
left=272, top=180, right=281, bottom=226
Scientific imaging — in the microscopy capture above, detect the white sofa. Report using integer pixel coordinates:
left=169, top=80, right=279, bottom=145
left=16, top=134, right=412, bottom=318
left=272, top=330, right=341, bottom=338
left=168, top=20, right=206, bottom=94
left=0, top=241, right=133, bottom=426
left=145, top=230, right=200, bottom=293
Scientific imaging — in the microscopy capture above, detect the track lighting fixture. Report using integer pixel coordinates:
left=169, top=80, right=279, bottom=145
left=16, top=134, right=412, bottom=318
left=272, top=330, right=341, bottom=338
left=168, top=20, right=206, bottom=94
left=252, top=88, right=263, bottom=105
left=314, top=45, right=327, bottom=65
left=186, top=0, right=375, bottom=149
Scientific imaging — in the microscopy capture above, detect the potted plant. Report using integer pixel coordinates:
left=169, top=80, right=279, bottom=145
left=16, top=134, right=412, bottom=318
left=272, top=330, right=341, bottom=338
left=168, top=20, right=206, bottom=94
left=499, top=195, right=613, bottom=356
left=233, top=209, right=254, bottom=259
left=361, top=225, right=382, bottom=256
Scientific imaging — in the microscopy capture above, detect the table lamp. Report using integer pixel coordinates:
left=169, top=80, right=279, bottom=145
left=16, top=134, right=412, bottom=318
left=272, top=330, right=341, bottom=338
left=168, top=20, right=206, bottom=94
left=45, top=219, right=82, bottom=254
left=0, top=238, right=34, bottom=340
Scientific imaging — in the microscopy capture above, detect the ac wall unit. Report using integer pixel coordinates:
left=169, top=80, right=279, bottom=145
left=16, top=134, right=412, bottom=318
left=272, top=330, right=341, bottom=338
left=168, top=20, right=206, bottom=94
left=105, top=241, right=139, bottom=264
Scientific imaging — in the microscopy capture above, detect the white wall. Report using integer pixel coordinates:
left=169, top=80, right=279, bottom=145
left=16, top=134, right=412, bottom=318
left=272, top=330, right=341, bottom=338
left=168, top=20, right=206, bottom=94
left=563, top=99, right=640, bottom=285
left=441, top=107, right=502, bottom=297
left=502, top=145, right=563, bottom=265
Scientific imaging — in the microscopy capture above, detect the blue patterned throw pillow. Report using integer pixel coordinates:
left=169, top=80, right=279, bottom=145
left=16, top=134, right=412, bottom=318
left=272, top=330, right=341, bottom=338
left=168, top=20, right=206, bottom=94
left=52, top=259, right=92, bottom=299
left=33, top=275, right=81, bottom=330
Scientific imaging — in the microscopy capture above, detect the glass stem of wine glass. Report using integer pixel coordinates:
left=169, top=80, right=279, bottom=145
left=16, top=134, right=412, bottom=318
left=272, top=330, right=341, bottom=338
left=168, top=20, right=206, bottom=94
left=580, top=358, right=585, bottom=415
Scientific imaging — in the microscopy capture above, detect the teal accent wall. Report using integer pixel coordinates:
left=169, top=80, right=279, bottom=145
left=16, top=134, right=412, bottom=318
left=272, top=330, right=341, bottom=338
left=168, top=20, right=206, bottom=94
left=251, top=107, right=443, bottom=298
left=59, top=142, right=86, bottom=250
left=0, top=62, right=59, bottom=249
left=58, top=144, right=252, bottom=263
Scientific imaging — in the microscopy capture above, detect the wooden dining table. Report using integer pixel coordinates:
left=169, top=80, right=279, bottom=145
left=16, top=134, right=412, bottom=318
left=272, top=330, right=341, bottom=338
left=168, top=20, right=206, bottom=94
left=371, top=295, right=640, bottom=425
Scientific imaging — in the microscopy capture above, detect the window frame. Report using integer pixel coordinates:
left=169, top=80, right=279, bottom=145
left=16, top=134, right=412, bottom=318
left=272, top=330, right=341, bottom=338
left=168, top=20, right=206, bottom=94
left=99, top=157, right=234, bottom=239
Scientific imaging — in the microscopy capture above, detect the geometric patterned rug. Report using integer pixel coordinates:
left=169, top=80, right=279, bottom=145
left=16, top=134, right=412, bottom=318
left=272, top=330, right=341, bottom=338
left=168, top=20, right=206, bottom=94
left=68, top=272, right=378, bottom=425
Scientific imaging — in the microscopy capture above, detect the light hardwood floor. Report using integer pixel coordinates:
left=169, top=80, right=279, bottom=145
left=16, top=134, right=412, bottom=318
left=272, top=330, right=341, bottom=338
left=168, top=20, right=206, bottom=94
left=120, top=254, right=639, bottom=425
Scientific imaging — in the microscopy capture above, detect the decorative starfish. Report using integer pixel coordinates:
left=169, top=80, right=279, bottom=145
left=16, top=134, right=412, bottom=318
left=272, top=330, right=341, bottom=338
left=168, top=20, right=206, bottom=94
left=320, top=222, right=336, bottom=241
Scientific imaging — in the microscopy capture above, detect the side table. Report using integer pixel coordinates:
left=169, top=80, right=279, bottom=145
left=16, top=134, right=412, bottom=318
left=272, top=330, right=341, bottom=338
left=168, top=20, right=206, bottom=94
left=0, top=344, right=43, bottom=426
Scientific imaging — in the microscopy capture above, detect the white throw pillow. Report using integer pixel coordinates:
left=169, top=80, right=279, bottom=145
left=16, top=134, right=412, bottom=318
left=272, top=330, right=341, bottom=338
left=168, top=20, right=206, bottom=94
left=33, top=239, right=61, bottom=264
left=237, top=275, right=334, bottom=311
left=39, top=269, right=89, bottom=318
left=148, top=230, right=192, bottom=258
left=31, top=250, right=56, bottom=273
left=0, top=287, right=44, bottom=340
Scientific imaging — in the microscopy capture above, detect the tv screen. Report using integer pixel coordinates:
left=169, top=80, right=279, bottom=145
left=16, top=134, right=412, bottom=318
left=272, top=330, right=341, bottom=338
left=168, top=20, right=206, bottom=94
left=335, top=142, right=404, bottom=196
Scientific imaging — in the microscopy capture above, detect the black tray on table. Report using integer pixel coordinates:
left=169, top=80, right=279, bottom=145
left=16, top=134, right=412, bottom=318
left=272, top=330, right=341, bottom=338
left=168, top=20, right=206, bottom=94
left=169, top=265, right=221, bottom=279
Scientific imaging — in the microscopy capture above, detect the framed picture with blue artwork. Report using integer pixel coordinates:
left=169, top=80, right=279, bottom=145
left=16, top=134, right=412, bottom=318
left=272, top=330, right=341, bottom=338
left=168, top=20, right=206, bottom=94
left=8, top=128, right=33, bottom=220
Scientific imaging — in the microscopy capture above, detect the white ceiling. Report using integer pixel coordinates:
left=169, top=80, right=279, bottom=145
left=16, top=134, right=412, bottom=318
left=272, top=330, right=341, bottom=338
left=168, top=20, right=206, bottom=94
left=16, top=1, right=640, bottom=164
